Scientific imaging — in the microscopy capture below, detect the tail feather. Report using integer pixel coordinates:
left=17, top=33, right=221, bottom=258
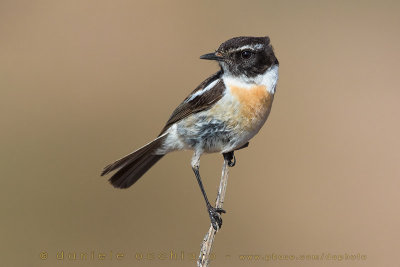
left=101, top=134, right=168, bottom=189
left=109, top=154, right=164, bottom=188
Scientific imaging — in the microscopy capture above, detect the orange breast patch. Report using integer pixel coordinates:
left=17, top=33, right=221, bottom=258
left=229, top=85, right=274, bottom=131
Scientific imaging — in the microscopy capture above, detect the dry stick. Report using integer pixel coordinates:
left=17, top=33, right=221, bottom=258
left=197, top=158, right=230, bottom=267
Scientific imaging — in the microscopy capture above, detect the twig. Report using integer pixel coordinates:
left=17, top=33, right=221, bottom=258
left=197, top=158, right=230, bottom=266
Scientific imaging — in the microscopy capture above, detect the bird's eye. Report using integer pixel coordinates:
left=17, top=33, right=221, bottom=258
left=241, top=50, right=253, bottom=59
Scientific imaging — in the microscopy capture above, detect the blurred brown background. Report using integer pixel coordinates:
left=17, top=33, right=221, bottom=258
left=1, top=1, right=399, bottom=266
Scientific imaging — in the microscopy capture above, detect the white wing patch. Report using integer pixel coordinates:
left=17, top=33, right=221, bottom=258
left=184, top=79, right=220, bottom=103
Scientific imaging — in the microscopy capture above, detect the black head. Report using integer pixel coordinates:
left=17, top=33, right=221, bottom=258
left=200, top=36, right=278, bottom=78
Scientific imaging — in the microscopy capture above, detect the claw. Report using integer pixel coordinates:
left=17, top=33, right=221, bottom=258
left=228, top=154, right=236, bottom=167
left=215, top=208, right=226, bottom=214
left=223, top=152, right=236, bottom=167
left=208, top=206, right=226, bottom=230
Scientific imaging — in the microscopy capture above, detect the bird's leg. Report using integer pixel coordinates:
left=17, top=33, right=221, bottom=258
left=223, top=151, right=236, bottom=167
left=191, top=152, right=225, bottom=230
left=192, top=166, right=226, bottom=230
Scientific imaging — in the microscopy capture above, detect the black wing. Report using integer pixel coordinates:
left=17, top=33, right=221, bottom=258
left=159, top=71, right=225, bottom=135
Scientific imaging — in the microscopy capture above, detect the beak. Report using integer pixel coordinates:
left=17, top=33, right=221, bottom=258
left=200, top=52, right=224, bottom=61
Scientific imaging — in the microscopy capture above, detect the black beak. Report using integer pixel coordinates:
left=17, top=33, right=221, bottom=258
left=200, top=52, right=224, bottom=61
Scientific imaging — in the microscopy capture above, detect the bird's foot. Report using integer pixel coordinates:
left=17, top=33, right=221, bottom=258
left=223, top=152, right=236, bottom=167
left=208, top=206, right=226, bottom=231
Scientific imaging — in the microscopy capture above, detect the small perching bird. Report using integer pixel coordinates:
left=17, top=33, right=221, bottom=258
left=101, top=36, right=279, bottom=230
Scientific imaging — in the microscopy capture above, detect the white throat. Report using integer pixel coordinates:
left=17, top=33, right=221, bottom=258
left=222, top=64, right=279, bottom=94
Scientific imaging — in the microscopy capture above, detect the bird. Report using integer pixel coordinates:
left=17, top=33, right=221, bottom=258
left=101, top=36, right=279, bottom=231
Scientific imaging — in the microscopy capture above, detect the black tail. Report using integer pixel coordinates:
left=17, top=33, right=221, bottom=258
left=101, top=134, right=168, bottom=189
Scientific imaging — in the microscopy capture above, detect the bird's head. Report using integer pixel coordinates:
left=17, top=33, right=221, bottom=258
left=200, top=36, right=279, bottom=78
